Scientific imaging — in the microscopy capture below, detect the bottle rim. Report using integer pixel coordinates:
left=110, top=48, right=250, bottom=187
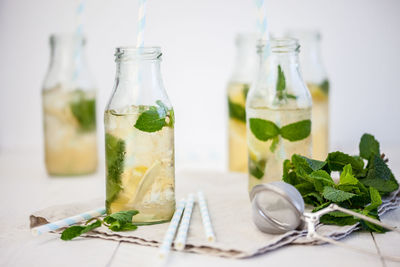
left=49, top=33, right=86, bottom=45
left=115, top=46, right=162, bottom=61
left=257, top=38, right=300, bottom=53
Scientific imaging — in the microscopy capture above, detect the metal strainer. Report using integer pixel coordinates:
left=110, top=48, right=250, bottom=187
left=250, top=181, right=400, bottom=262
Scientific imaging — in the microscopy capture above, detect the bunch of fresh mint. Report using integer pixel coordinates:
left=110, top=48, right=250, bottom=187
left=283, top=133, right=399, bottom=232
left=61, top=210, right=166, bottom=241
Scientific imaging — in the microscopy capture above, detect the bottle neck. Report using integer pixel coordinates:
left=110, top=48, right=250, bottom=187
left=49, top=35, right=86, bottom=72
left=231, top=34, right=258, bottom=83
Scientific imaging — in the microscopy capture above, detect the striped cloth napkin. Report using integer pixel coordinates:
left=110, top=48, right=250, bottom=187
left=30, top=171, right=400, bottom=258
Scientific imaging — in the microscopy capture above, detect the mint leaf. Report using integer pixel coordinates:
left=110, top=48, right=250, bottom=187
left=276, top=65, right=286, bottom=101
left=301, top=156, right=326, bottom=171
left=365, top=187, right=382, bottom=211
left=61, top=220, right=101, bottom=241
left=320, top=214, right=359, bottom=226
left=322, top=186, right=355, bottom=202
left=310, top=170, right=335, bottom=192
left=228, top=98, right=246, bottom=122
left=339, top=164, right=358, bottom=185
left=326, top=152, right=364, bottom=173
left=248, top=157, right=266, bottom=179
left=70, top=93, right=96, bottom=132
left=303, top=192, right=324, bottom=206
left=243, top=84, right=250, bottom=99
left=360, top=155, right=399, bottom=193
left=105, top=134, right=125, bottom=213
left=320, top=79, right=330, bottom=95
left=104, top=210, right=140, bottom=232
left=104, top=210, right=139, bottom=225
left=270, top=136, right=280, bottom=152
left=249, top=118, right=280, bottom=141
left=280, top=120, right=311, bottom=141
left=134, top=101, right=173, bottom=132
left=359, top=133, right=380, bottom=160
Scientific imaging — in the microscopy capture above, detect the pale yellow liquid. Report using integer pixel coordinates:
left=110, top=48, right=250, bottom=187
left=308, top=83, right=329, bottom=160
left=43, top=86, right=97, bottom=175
left=247, top=107, right=312, bottom=192
left=227, top=82, right=249, bottom=172
left=105, top=106, right=175, bottom=222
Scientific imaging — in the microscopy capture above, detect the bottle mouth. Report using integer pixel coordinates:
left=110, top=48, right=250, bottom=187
left=257, top=38, right=300, bottom=53
left=285, top=29, right=321, bottom=42
left=50, top=33, right=86, bottom=45
left=115, top=46, right=162, bottom=61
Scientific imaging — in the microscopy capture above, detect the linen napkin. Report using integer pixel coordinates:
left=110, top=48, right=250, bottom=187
left=30, top=171, right=400, bottom=258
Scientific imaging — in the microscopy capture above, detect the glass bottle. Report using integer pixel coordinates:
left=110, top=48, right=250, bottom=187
left=42, top=34, right=98, bottom=176
left=286, top=30, right=329, bottom=160
left=227, top=33, right=258, bottom=173
left=104, top=47, right=175, bottom=222
left=246, top=38, right=312, bottom=192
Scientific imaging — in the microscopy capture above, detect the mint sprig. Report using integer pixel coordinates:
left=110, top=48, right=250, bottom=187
left=282, top=133, right=399, bottom=232
left=320, top=79, right=330, bottom=95
left=249, top=118, right=311, bottom=151
left=105, top=133, right=125, bottom=213
left=276, top=65, right=297, bottom=101
left=228, top=84, right=249, bottom=123
left=134, top=100, right=174, bottom=132
left=70, top=91, right=96, bottom=132
left=61, top=210, right=168, bottom=241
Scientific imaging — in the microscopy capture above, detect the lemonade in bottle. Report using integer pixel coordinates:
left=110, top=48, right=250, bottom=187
left=105, top=47, right=175, bottom=222
left=287, top=30, right=329, bottom=160
left=227, top=34, right=257, bottom=172
left=246, top=38, right=312, bottom=192
left=42, top=34, right=97, bottom=175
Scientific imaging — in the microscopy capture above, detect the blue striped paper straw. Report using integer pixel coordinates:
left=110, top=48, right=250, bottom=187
left=197, top=191, right=216, bottom=242
left=31, top=207, right=105, bottom=236
left=174, top=194, right=195, bottom=250
left=159, top=199, right=186, bottom=259
left=73, top=0, right=86, bottom=80
left=254, top=0, right=271, bottom=60
left=136, top=0, right=147, bottom=48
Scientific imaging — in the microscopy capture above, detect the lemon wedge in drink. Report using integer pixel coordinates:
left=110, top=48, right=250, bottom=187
left=109, top=165, right=148, bottom=213
left=132, top=160, right=162, bottom=204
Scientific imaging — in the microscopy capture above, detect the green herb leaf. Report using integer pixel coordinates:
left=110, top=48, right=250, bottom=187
left=269, top=136, right=280, bottom=152
left=104, top=210, right=140, bottom=232
left=276, top=65, right=286, bottom=100
left=359, top=133, right=380, bottom=160
left=322, top=186, right=356, bottom=202
left=280, top=120, right=311, bottom=141
left=228, top=98, right=246, bottom=122
left=326, top=152, right=364, bottom=173
left=243, top=84, right=250, bottom=99
left=339, top=164, right=358, bottom=186
left=249, top=118, right=280, bottom=141
left=359, top=155, right=399, bottom=193
left=320, top=79, right=330, bottom=95
left=365, top=187, right=382, bottom=211
left=61, top=220, right=101, bottom=241
left=134, top=101, right=173, bottom=132
left=105, top=134, right=125, bottom=213
left=248, top=157, right=266, bottom=179
left=310, top=170, right=335, bottom=192
left=70, top=94, right=96, bottom=132
left=104, top=210, right=139, bottom=225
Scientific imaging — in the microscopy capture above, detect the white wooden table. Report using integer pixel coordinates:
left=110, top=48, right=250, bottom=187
left=0, top=149, right=399, bottom=267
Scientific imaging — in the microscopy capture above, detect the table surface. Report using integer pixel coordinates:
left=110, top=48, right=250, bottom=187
left=1, top=148, right=399, bottom=267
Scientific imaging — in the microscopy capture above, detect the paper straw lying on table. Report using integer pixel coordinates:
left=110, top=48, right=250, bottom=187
left=159, top=199, right=186, bottom=259
left=31, top=207, right=105, bottom=236
left=197, top=191, right=216, bottom=242
left=174, top=194, right=195, bottom=250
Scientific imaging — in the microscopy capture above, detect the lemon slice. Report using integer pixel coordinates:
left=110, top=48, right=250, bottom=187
left=132, top=160, right=162, bottom=204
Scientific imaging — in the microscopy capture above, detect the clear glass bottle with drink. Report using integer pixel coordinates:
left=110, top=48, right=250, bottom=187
left=246, top=38, right=312, bottom=192
left=42, top=34, right=98, bottom=176
left=227, top=33, right=258, bottom=172
left=287, top=30, right=329, bottom=160
left=105, top=47, right=175, bottom=222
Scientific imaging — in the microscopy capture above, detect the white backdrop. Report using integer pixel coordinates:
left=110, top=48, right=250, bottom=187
left=0, top=0, right=399, bottom=170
